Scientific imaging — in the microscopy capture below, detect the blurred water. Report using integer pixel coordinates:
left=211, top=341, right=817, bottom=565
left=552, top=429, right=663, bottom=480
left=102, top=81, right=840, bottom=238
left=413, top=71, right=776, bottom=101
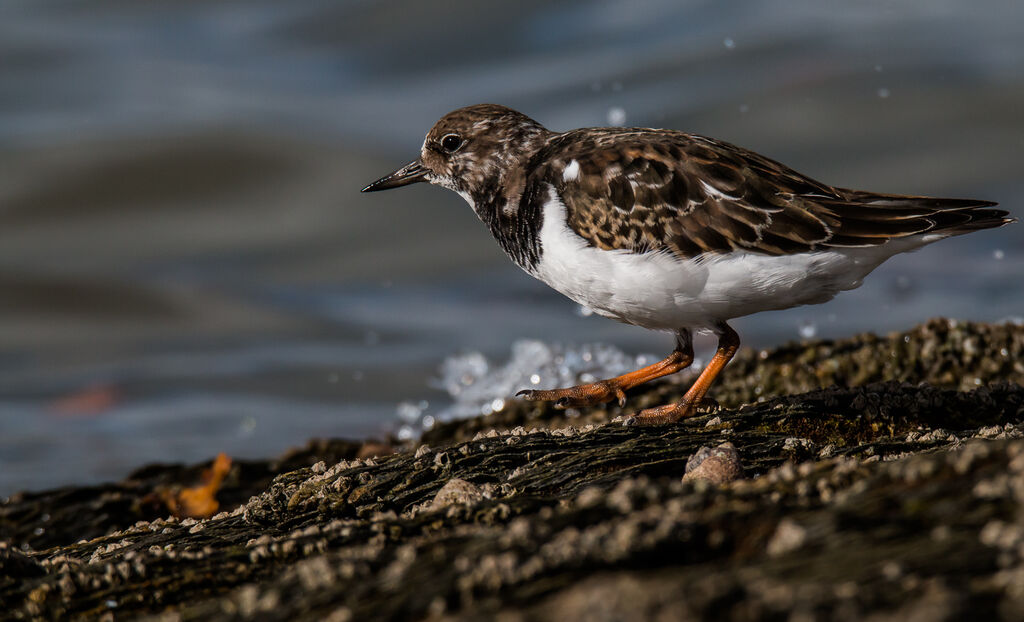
left=1, top=0, right=1021, bottom=495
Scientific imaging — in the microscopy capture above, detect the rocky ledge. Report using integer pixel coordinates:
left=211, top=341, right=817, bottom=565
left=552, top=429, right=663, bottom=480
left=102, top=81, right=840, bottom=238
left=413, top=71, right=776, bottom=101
left=3, top=318, right=1024, bottom=621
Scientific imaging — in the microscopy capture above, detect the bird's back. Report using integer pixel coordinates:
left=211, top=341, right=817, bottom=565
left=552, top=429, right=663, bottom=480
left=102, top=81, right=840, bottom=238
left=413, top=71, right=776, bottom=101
left=524, top=127, right=1011, bottom=260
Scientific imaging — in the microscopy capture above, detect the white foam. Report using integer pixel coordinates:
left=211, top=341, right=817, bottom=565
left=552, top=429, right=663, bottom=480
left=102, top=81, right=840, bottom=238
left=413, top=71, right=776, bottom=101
left=432, top=340, right=662, bottom=420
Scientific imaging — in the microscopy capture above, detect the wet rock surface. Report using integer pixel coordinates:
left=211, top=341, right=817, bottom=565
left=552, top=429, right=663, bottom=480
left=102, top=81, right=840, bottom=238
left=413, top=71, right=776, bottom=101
left=3, top=318, right=1024, bottom=621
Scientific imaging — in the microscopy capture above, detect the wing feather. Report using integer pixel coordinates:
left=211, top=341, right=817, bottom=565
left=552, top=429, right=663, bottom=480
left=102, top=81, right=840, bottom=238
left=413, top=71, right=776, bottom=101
left=527, top=129, right=1008, bottom=258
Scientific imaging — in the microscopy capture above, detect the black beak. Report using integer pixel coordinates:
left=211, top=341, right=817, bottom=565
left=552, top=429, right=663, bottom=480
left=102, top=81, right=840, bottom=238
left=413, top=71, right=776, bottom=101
left=361, top=160, right=429, bottom=192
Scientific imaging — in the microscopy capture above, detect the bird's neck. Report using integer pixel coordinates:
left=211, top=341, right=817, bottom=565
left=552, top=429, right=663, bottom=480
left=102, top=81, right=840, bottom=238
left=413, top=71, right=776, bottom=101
left=464, top=131, right=552, bottom=273
left=466, top=182, right=543, bottom=274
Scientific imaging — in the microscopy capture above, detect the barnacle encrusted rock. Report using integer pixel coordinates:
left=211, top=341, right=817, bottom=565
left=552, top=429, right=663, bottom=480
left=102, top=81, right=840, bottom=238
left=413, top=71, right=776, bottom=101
left=2, top=319, right=1024, bottom=621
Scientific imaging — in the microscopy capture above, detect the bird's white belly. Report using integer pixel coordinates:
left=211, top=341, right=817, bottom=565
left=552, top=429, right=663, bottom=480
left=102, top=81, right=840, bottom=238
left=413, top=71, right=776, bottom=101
left=530, top=189, right=932, bottom=331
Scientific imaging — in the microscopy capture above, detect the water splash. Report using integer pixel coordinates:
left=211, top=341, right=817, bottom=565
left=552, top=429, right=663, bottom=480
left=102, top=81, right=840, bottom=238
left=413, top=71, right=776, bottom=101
left=433, top=340, right=659, bottom=420
left=396, top=400, right=428, bottom=423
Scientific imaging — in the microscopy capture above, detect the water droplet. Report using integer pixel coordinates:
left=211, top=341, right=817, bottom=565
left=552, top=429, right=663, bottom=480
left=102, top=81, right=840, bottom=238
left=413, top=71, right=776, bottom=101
left=798, top=321, right=817, bottom=339
left=396, top=425, right=415, bottom=441
left=33, top=527, right=44, bottom=536
left=607, top=106, right=626, bottom=126
left=993, top=249, right=1005, bottom=260
left=491, top=398, right=506, bottom=412
left=723, top=37, right=736, bottom=49
left=575, top=304, right=594, bottom=317
left=239, top=416, right=257, bottom=435
left=396, top=401, right=423, bottom=423
left=422, top=415, right=435, bottom=430
left=530, top=374, right=541, bottom=385
left=877, top=87, right=890, bottom=99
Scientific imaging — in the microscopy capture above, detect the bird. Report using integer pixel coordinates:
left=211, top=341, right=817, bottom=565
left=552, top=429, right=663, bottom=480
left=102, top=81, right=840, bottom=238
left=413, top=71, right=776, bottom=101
left=362, top=104, right=1012, bottom=425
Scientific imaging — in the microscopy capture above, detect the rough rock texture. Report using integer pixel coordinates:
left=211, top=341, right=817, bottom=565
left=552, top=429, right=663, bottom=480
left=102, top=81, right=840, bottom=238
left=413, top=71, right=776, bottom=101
left=2, top=318, right=1024, bottom=621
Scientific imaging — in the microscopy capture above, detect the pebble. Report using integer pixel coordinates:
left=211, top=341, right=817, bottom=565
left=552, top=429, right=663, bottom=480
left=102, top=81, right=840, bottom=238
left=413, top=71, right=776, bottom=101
left=684, top=442, right=745, bottom=484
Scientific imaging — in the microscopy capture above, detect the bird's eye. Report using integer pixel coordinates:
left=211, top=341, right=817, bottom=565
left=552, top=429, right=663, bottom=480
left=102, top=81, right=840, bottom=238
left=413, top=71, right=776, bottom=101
left=440, top=134, right=463, bottom=153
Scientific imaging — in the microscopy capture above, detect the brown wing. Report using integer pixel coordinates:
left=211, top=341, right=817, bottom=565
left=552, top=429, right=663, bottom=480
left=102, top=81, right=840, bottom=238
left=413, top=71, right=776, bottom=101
left=539, top=129, right=1008, bottom=258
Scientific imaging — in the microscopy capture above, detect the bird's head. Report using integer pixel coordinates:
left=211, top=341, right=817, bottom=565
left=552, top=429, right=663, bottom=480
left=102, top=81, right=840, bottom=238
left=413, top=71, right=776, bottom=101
left=362, top=104, right=549, bottom=206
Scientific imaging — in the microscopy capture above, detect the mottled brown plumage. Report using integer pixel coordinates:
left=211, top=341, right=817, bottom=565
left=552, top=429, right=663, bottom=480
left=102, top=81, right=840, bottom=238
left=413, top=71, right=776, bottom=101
left=528, top=127, right=1006, bottom=259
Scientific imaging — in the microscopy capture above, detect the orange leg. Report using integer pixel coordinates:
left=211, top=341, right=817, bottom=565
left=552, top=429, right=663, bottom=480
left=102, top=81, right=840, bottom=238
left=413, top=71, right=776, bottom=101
left=627, top=322, right=740, bottom=425
left=518, top=330, right=694, bottom=409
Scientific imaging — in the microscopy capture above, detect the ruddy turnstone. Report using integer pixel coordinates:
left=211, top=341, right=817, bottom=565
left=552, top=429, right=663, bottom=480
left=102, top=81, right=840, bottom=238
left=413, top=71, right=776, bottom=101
left=362, top=104, right=1012, bottom=424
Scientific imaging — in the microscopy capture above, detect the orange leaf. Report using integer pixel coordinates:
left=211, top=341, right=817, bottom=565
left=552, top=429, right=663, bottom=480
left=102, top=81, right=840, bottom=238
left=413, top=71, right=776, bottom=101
left=164, top=453, right=232, bottom=519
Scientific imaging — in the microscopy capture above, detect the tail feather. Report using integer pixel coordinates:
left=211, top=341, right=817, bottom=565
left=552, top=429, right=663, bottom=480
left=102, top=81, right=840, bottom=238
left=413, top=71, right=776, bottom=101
left=822, top=190, right=1013, bottom=246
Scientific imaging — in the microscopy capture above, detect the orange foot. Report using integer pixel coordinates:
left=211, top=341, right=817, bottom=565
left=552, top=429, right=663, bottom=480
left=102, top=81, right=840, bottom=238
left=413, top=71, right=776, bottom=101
left=624, top=401, right=695, bottom=425
left=624, top=323, right=739, bottom=426
left=517, top=338, right=697, bottom=410
left=624, top=397, right=720, bottom=425
left=517, top=379, right=628, bottom=409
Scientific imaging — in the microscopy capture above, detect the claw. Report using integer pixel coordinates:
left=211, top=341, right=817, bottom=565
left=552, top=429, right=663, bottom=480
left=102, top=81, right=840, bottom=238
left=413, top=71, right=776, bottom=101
left=518, top=389, right=546, bottom=402
left=613, top=387, right=627, bottom=408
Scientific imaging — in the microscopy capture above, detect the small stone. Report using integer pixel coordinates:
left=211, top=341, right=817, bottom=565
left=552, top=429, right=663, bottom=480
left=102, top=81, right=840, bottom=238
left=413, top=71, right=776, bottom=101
left=683, top=442, right=744, bottom=484
left=766, top=519, right=808, bottom=556
left=430, top=478, right=486, bottom=510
